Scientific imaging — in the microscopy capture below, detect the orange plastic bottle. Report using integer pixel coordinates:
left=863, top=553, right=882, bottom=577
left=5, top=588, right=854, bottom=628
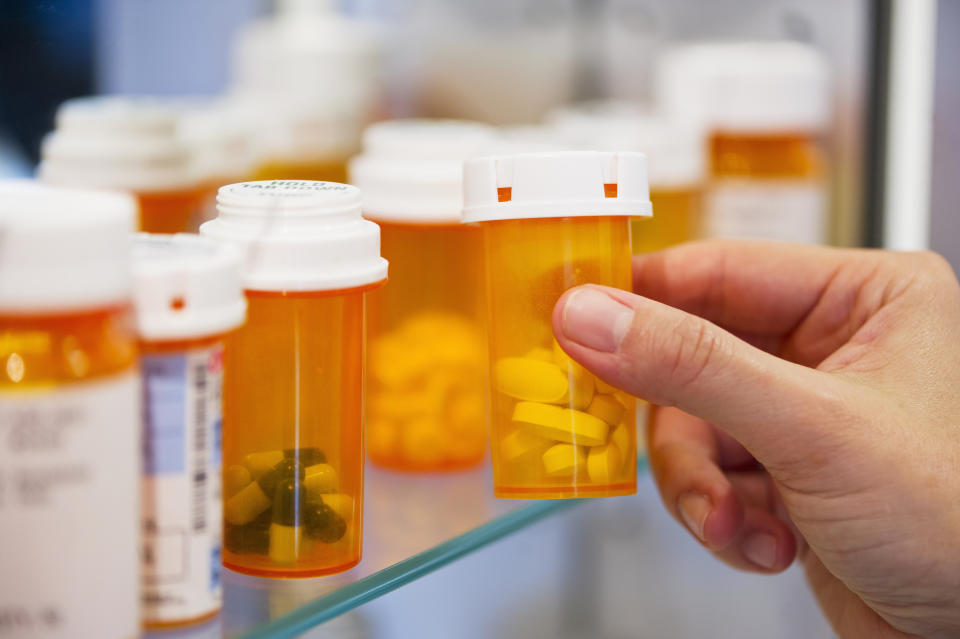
left=350, top=119, right=495, bottom=471
left=463, top=152, right=650, bottom=499
left=0, top=181, right=140, bottom=637
left=39, top=96, right=206, bottom=234
left=132, top=234, right=246, bottom=627
left=201, top=180, right=387, bottom=577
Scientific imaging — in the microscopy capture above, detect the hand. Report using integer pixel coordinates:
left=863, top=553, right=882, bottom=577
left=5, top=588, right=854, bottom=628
left=552, top=241, right=960, bottom=639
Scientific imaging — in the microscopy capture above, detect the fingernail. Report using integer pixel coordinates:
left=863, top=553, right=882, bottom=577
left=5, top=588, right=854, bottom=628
left=742, top=532, right=778, bottom=569
left=677, top=492, right=710, bottom=541
left=561, top=287, right=634, bottom=353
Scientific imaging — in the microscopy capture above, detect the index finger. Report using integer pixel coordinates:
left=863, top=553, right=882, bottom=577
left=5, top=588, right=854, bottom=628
left=632, top=240, right=868, bottom=337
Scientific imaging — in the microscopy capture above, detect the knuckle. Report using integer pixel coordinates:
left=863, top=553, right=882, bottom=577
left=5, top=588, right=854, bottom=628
left=666, top=314, right=724, bottom=395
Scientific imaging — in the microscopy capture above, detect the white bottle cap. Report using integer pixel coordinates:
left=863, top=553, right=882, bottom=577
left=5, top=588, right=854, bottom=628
left=348, top=119, right=497, bottom=223
left=655, top=41, right=830, bottom=134
left=38, top=96, right=201, bottom=193
left=462, top=151, right=651, bottom=223
left=0, top=180, right=136, bottom=312
left=177, top=98, right=257, bottom=183
left=546, top=101, right=706, bottom=189
left=200, top=180, right=388, bottom=292
left=132, top=234, right=247, bottom=342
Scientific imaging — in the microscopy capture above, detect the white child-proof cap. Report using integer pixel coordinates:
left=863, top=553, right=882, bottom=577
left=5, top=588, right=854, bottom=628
left=461, top=151, right=651, bottom=223
left=0, top=180, right=136, bottom=312
left=348, top=119, right=497, bottom=223
left=39, top=95, right=200, bottom=193
left=200, top=180, right=388, bottom=292
left=132, top=234, right=247, bottom=342
left=655, top=41, right=830, bottom=134
left=546, top=101, right=706, bottom=189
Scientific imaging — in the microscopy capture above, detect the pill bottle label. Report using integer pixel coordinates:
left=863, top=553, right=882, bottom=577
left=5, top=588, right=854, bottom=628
left=704, top=179, right=827, bottom=244
left=0, top=372, right=139, bottom=639
left=142, top=343, right=223, bottom=624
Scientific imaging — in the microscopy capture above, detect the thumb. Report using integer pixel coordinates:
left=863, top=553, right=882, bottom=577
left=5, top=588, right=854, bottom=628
left=552, top=284, right=855, bottom=468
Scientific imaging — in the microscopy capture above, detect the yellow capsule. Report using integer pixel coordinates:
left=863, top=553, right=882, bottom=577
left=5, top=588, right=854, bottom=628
left=225, top=481, right=271, bottom=525
left=587, top=444, right=623, bottom=484
left=610, top=422, right=630, bottom=460
left=303, top=463, right=338, bottom=500
left=551, top=339, right=594, bottom=409
left=322, top=493, right=354, bottom=522
left=596, top=377, right=619, bottom=394
left=244, top=450, right=284, bottom=479
left=500, top=428, right=550, bottom=463
left=587, top=394, right=625, bottom=426
left=542, top=443, right=587, bottom=478
left=224, top=464, right=252, bottom=499
left=494, top=357, right=568, bottom=403
left=268, top=523, right=304, bottom=565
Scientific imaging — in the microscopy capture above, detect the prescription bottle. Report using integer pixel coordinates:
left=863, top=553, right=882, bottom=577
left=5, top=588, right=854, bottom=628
left=656, top=42, right=830, bottom=243
left=463, top=152, right=649, bottom=499
left=132, top=234, right=246, bottom=628
left=201, top=180, right=387, bottom=578
left=350, top=119, right=494, bottom=472
left=231, top=0, right=382, bottom=184
left=0, top=181, right=139, bottom=637
left=547, top=101, right=706, bottom=252
left=39, top=96, right=206, bottom=234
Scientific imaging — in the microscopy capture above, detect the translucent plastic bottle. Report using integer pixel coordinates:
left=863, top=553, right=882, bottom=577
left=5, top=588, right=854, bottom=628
left=39, top=96, right=206, bottom=234
left=132, top=234, right=246, bottom=628
left=546, top=101, right=706, bottom=252
left=350, top=119, right=494, bottom=472
left=0, top=181, right=140, bottom=637
left=656, top=42, right=830, bottom=243
left=463, top=152, right=650, bottom=499
left=201, top=180, right=387, bottom=577
left=231, top=0, right=382, bottom=184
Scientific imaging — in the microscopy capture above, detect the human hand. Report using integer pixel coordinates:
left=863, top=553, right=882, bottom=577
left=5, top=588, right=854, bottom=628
left=552, top=241, right=960, bottom=639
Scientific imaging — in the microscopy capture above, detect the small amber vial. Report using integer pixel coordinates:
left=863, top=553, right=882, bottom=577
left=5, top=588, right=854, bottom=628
left=201, top=180, right=387, bottom=578
left=132, top=234, right=246, bottom=628
left=463, top=152, right=650, bottom=499
left=0, top=182, right=140, bottom=637
left=350, top=119, right=495, bottom=471
left=39, top=96, right=206, bottom=234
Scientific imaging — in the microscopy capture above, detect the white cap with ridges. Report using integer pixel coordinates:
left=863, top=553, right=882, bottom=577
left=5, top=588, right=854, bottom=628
left=655, top=41, right=830, bottom=134
left=0, top=180, right=136, bottom=312
left=132, top=234, right=246, bottom=341
left=349, top=119, right=496, bottom=223
left=200, top=180, right=388, bottom=292
left=39, top=96, right=200, bottom=193
left=461, top=151, right=651, bottom=223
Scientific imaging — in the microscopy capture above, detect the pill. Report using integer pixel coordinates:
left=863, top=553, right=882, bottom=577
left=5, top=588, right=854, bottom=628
left=272, top=477, right=306, bottom=527
left=587, top=394, right=625, bottom=426
left=320, top=493, right=354, bottom=521
left=224, top=512, right=271, bottom=555
left=225, top=468, right=278, bottom=526
left=542, top=443, right=587, bottom=477
left=224, top=464, right=252, bottom=499
left=494, top=357, right=569, bottom=403
left=500, top=428, right=550, bottom=463
left=524, top=346, right=554, bottom=362
left=587, top=444, right=622, bottom=484
left=610, top=422, right=629, bottom=456
left=304, top=502, right=347, bottom=543
left=513, top=402, right=609, bottom=446
left=550, top=340, right=595, bottom=409
left=273, top=457, right=307, bottom=480
left=552, top=339, right=571, bottom=367
left=284, top=447, right=326, bottom=466
left=244, top=450, right=284, bottom=479
left=596, top=378, right=619, bottom=394
left=268, top=523, right=304, bottom=564
left=303, top=463, right=338, bottom=500
left=401, top=418, right=446, bottom=466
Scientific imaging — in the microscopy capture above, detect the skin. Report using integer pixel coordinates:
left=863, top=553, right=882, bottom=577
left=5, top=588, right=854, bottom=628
left=551, top=241, right=960, bottom=639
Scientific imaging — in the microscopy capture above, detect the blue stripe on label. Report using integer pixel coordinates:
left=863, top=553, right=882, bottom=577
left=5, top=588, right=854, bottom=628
left=142, top=353, right=187, bottom=474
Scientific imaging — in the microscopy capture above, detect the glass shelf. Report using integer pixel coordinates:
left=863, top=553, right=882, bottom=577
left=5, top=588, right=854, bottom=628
left=149, top=460, right=647, bottom=639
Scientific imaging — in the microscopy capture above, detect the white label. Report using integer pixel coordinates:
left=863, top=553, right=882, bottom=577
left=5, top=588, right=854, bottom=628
left=0, top=373, right=140, bottom=639
left=705, top=179, right=827, bottom=244
left=141, top=344, right=223, bottom=624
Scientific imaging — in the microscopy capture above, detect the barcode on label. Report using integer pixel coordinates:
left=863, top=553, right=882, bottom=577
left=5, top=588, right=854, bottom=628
left=192, top=360, right=207, bottom=533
